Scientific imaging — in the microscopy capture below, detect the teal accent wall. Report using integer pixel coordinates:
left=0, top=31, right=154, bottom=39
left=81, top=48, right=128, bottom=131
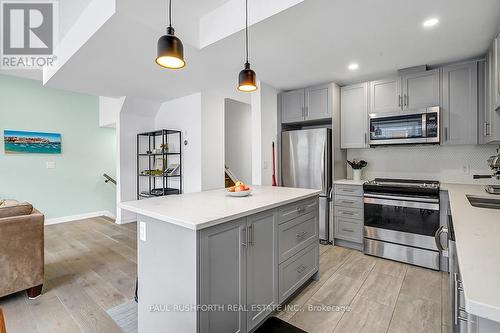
left=0, top=74, right=116, bottom=220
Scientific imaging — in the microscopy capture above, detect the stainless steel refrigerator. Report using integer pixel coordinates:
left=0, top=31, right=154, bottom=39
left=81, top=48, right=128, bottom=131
left=281, top=128, right=332, bottom=242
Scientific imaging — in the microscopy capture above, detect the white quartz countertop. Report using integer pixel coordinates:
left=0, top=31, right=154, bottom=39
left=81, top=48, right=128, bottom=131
left=443, top=183, right=500, bottom=322
left=120, top=186, right=320, bottom=231
left=333, top=179, right=366, bottom=186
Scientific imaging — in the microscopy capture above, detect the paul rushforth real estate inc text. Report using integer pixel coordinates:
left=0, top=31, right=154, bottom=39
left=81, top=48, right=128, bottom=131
left=148, top=304, right=352, bottom=313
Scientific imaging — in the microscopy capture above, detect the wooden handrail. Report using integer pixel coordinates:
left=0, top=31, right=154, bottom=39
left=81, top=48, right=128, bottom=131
left=0, top=307, right=6, bottom=333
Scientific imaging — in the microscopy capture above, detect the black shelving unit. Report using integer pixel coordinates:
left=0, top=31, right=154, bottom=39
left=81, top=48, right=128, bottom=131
left=137, top=129, right=182, bottom=199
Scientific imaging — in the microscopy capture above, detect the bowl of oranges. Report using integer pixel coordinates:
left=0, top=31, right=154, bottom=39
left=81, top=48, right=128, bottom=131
left=227, top=181, right=252, bottom=197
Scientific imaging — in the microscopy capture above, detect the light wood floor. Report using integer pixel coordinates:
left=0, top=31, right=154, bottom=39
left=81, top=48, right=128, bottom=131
left=0, top=217, right=137, bottom=333
left=279, top=244, right=451, bottom=333
left=0, top=218, right=450, bottom=333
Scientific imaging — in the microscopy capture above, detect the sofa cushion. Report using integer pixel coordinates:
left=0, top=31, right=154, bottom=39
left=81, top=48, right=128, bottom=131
left=0, top=200, right=33, bottom=218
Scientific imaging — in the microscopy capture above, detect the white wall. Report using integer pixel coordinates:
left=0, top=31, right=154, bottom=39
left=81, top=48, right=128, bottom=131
left=225, top=99, right=252, bottom=184
left=155, top=93, right=203, bottom=193
left=99, top=96, right=125, bottom=127
left=347, top=145, right=500, bottom=185
left=116, top=98, right=159, bottom=224
left=201, top=92, right=226, bottom=190
left=251, top=81, right=278, bottom=185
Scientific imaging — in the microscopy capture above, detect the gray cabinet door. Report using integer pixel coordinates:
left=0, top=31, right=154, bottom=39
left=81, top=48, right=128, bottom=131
left=340, top=83, right=368, bottom=148
left=494, top=34, right=500, bottom=111
left=305, top=84, right=331, bottom=121
left=246, top=210, right=278, bottom=331
left=369, top=77, right=402, bottom=114
left=441, top=62, right=478, bottom=145
left=281, top=89, right=305, bottom=123
left=479, top=58, right=489, bottom=144
left=199, top=219, right=247, bottom=333
left=402, top=69, right=440, bottom=110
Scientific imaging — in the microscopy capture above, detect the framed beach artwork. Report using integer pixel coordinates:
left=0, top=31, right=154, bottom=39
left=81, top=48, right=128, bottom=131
left=4, top=130, right=62, bottom=154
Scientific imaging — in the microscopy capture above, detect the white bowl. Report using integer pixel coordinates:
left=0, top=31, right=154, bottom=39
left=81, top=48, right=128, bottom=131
left=227, top=188, right=252, bottom=197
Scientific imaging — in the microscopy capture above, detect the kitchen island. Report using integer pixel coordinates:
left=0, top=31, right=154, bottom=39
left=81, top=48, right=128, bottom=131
left=443, top=183, right=500, bottom=332
left=120, top=186, right=320, bottom=333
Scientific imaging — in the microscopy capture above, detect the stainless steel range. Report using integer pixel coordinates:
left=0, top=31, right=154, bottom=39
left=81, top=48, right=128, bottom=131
left=363, top=178, right=441, bottom=270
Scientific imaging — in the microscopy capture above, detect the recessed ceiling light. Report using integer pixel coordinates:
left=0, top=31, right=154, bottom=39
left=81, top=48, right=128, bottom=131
left=348, top=63, right=359, bottom=71
left=423, top=18, right=439, bottom=28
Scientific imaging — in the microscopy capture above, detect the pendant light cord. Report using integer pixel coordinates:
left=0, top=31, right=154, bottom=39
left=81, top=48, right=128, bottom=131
left=168, top=0, right=172, bottom=28
left=245, top=0, right=249, bottom=63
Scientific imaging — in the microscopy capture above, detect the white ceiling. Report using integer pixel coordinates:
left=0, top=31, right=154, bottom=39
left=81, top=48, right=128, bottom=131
left=3, top=0, right=500, bottom=103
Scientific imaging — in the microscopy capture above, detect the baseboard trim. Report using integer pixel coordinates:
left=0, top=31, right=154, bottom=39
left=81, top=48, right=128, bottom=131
left=45, top=211, right=116, bottom=225
left=115, top=216, right=137, bottom=225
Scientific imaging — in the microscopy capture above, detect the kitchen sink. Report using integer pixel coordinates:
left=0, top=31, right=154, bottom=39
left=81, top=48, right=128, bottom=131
left=466, top=195, right=500, bottom=210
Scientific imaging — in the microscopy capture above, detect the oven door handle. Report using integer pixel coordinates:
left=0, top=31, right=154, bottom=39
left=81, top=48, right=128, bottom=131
left=364, top=193, right=439, bottom=203
left=363, top=196, right=440, bottom=211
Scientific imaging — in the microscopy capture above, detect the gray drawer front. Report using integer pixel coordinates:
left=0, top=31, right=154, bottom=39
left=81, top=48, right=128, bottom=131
left=278, top=198, right=318, bottom=225
left=278, top=212, right=318, bottom=263
left=334, top=195, right=363, bottom=208
left=335, top=217, right=363, bottom=243
left=334, top=206, right=363, bottom=221
left=278, top=243, right=318, bottom=304
left=335, top=185, right=363, bottom=197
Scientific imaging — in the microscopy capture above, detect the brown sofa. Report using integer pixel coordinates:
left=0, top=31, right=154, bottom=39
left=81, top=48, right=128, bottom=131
left=0, top=200, right=44, bottom=299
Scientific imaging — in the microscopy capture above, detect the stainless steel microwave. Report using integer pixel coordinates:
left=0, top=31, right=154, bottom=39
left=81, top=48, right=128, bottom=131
left=369, top=106, right=440, bottom=146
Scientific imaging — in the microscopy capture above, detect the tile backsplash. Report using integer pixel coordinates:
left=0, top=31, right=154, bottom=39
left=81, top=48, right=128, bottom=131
left=347, top=144, right=500, bottom=184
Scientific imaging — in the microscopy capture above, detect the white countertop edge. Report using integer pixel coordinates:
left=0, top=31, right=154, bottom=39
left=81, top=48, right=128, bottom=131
left=333, top=179, right=366, bottom=186
left=466, top=298, right=500, bottom=323
left=445, top=183, right=500, bottom=322
left=120, top=191, right=320, bottom=231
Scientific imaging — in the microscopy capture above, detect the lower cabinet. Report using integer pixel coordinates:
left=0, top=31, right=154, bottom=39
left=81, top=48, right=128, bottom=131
left=333, top=184, right=364, bottom=249
left=278, top=242, right=318, bottom=303
left=199, top=218, right=248, bottom=333
left=246, top=211, right=278, bottom=331
left=199, top=198, right=319, bottom=333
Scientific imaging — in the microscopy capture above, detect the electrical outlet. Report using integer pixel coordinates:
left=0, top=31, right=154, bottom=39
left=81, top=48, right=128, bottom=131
left=139, top=221, right=146, bottom=242
left=46, top=161, right=55, bottom=169
left=461, top=164, right=470, bottom=175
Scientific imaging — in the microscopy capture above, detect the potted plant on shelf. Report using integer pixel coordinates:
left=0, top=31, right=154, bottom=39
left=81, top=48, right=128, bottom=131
left=347, top=159, right=368, bottom=181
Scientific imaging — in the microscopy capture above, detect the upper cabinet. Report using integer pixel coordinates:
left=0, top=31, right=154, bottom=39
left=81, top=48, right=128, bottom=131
left=441, top=61, right=478, bottom=145
left=494, top=33, right=500, bottom=111
left=401, top=69, right=440, bottom=110
left=340, top=83, right=368, bottom=148
left=369, top=77, right=401, bottom=114
left=305, top=85, right=331, bottom=120
left=368, top=70, right=440, bottom=115
left=281, top=89, right=306, bottom=123
left=281, top=84, right=332, bottom=123
left=481, top=38, right=500, bottom=144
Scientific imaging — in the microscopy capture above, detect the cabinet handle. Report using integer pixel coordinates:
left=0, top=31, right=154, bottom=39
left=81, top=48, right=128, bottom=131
left=296, top=206, right=306, bottom=214
left=454, top=273, right=459, bottom=325
left=248, top=224, right=254, bottom=246
left=342, top=228, right=354, bottom=233
left=242, top=227, right=248, bottom=247
left=404, top=94, right=408, bottom=107
left=445, top=127, right=448, bottom=141
left=398, top=95, right=401, bottom=107
left=297, top=264, right=307, bottom=273
left=341, top=211, right=355, bottom=216
left=296, top=231, right=308, bottom=239
left=340, top=200, right=355, bottom=205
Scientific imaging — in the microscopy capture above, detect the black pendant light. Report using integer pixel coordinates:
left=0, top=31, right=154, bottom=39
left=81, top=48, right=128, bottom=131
left=237, top=0, right=257, bottom=92
left=155, top=0, right=185, bottom=69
